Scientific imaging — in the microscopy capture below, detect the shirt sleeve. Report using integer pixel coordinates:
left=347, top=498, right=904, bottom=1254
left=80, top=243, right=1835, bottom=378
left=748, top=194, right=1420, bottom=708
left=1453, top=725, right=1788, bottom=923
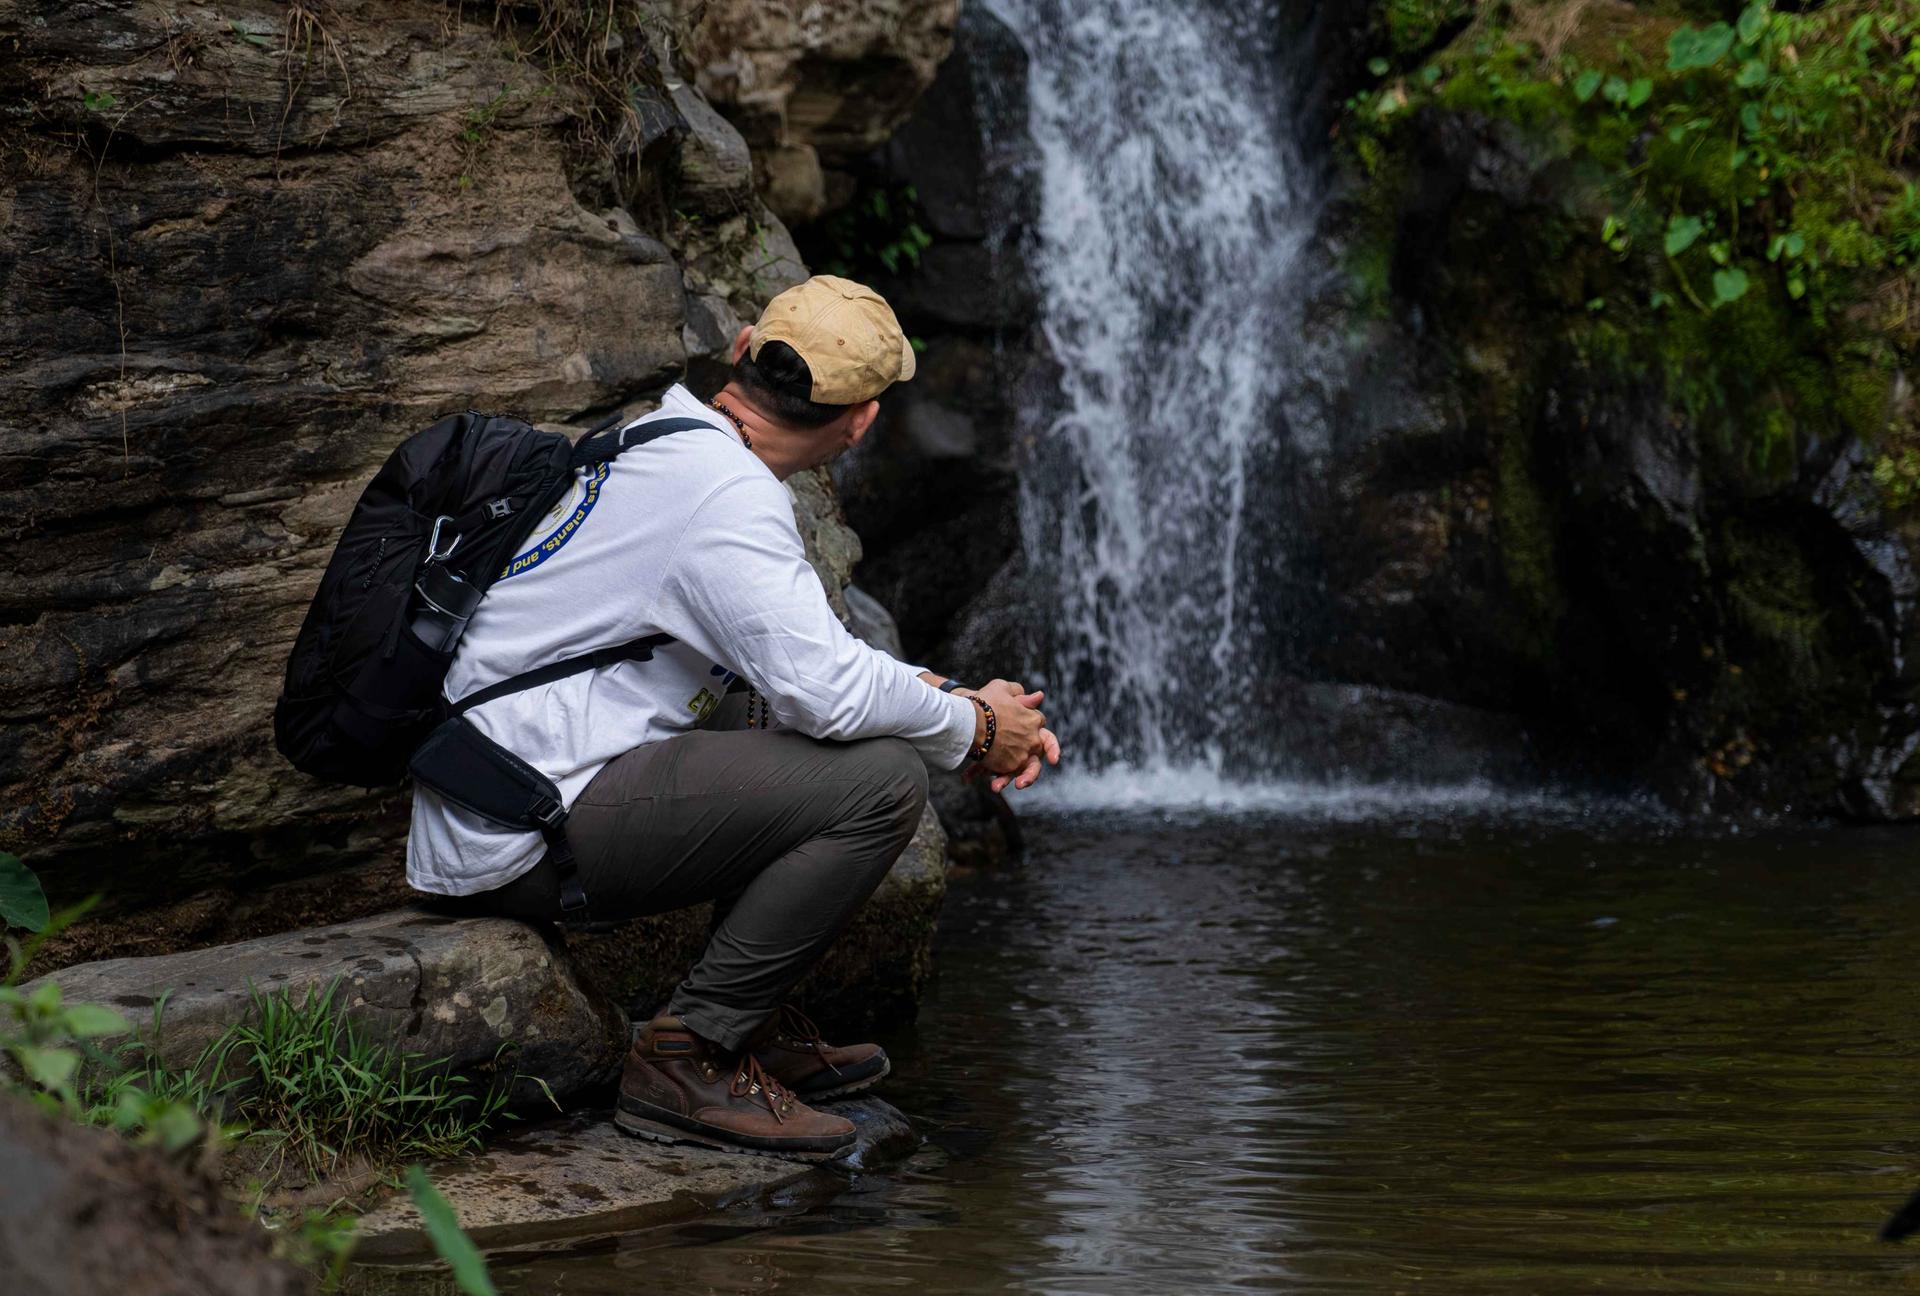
left=656, top=473, right=977, bottom=769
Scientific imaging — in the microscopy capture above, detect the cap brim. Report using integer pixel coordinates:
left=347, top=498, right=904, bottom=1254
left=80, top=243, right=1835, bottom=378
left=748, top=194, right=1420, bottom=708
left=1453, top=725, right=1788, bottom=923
left=896, top=332, right=917, bottom=384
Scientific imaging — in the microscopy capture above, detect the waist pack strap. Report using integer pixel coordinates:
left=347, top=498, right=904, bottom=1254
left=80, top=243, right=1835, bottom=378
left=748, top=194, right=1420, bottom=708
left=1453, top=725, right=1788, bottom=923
left=410, top=716, right=594, bottom=925
left=449, top=633, right=675, bottom=717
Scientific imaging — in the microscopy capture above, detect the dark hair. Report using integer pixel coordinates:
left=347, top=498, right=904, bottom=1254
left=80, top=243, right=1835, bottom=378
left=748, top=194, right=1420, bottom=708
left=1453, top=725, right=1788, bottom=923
left=731, top=340, right=853, bottom=429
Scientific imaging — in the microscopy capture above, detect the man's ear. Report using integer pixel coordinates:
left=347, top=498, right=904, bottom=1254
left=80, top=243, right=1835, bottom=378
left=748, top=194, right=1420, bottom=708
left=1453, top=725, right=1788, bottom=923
left=844, top=400, right=880, bottom=449
left=730, top=325, right=754, bottom=364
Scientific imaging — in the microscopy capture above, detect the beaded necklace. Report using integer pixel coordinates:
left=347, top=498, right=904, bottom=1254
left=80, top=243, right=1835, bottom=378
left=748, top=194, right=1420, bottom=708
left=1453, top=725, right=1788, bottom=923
left=709, top=397, right=753, bottom=450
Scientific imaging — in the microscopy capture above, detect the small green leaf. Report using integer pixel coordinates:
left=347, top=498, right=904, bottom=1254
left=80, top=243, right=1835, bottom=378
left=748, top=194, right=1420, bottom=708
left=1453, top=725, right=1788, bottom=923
left=149, top=1103, right=203, bottom=1152
left=1712, top=267, right=1751, bottom=305
left=1708, top=240, right=1731, bottom=267
left=1626, top=78, right=1653, bottom=109
left=1602, top=75, right=1629, bottom=106
left=1740, top=102, right=1763, bottom=134
left=1668, top=22, right=1735, bottom=72
left=1737, top=2, right=1770, bottom=45
left=1736, top=59, right=1767, bottom=88
left=1574, top=68, right=1604, bottom=102
left=1586, top=297, right=1607, bottom=313
left=13, top=1044, right=80, bottom=1091
left=1784, top=231, right=1805, bottom=258
left=1368, top=57, right=1391, bottom=77
left=1420, top=64, right=1442, bottom=87
left=62, top=1003, right=131, bottom=1038
left=408, top=1166, right=498, bottom=1296
left=81, top=90, right=117, bottom=112
left=1665, top=214, right=1704, bottom=256
left=1786, top=274, right=1806, bottom=299
left=1650, top=290, right=1673, bottom=310
left=0, top=853, right=48, bottom=933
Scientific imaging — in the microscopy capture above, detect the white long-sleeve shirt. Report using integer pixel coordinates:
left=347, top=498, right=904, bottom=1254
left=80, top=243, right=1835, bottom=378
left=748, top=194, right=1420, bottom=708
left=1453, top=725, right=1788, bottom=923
left=405, top=384, right=975, bottom=895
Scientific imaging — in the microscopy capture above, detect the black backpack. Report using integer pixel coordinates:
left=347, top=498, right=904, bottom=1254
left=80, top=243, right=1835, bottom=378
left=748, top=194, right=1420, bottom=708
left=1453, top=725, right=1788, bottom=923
left=273, top=409, right=710, bottom=922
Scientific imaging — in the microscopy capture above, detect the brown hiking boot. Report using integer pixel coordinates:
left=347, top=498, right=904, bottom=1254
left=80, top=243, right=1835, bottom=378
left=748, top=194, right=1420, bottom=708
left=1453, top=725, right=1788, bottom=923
left=615, top=1014, right=856, bottom=1162
left=753, top=1004, right=891, bottom=1102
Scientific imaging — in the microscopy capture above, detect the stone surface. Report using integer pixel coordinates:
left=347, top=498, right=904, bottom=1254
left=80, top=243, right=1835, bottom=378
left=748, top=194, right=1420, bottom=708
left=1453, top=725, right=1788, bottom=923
left=832, top=6, right=1040, bottom=681
left=684, top=0, right=960, bottom=172
left=0, top=1094, right=310, bottom=1296
left=0, top=0, right=691, bottom=903
left=3, top=0, right=961, bottom=1014
left=353, top=1097, right=920, bottom=1261
left=21, top=910, right=628, bottom=1106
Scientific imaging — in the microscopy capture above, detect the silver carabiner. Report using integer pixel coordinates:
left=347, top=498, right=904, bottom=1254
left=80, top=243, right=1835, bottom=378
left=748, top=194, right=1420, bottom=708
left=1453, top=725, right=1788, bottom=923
left=426, top=514, right=462, bottom=563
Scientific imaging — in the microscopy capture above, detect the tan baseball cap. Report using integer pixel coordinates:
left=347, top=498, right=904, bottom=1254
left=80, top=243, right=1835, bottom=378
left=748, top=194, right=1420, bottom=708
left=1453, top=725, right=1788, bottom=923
left=749, top=275, right=917, bottom=405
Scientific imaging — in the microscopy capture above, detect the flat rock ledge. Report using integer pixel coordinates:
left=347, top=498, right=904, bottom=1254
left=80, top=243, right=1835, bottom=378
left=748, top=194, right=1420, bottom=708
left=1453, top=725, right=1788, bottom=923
left=22, top=909, right=627, bottom=1105
left=353, top=1098, right=919, bottom=1262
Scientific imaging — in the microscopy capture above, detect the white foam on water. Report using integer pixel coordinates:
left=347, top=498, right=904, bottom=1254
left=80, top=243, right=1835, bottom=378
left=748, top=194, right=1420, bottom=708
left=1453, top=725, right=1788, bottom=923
left=1017, top=762, right=1625, bottom=822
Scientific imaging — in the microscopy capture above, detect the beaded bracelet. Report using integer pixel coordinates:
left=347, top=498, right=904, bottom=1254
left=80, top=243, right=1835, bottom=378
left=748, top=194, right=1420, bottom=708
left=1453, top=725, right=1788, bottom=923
left=965, top=694, right=996, bottom=762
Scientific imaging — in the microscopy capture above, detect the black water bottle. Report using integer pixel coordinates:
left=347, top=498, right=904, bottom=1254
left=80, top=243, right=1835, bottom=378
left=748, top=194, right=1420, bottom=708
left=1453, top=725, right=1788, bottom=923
left=411, top=563, right=483, bottom=654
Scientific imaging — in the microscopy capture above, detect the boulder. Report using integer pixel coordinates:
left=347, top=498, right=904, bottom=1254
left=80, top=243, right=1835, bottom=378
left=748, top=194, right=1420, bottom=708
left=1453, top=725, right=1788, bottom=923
left=0, top=1094, right=309, bottom=1296
left=22, top=910, right=628, bottom=1106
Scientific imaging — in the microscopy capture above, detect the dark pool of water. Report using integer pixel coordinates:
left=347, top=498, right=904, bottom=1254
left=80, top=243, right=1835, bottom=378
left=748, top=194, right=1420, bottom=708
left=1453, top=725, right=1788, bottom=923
left=435, top=808, right=1920, bottom=1292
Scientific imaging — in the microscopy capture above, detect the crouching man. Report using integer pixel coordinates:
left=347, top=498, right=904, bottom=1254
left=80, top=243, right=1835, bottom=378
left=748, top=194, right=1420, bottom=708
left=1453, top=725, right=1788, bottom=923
left=408, top=276, right=1060, bottom=1161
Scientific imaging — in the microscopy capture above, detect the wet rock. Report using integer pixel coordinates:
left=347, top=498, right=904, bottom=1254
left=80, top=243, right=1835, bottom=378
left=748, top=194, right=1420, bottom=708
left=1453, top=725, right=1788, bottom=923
left=353, top=1097, right=920, bottom=1260
left=0, top=1094, right=309, bottom=1296
left=21, top=911, right=627, bottom=1106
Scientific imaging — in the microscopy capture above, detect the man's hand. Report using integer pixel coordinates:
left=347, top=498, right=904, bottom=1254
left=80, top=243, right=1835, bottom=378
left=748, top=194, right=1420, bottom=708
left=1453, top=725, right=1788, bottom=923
left=968, top=679, right=1061, bottom=794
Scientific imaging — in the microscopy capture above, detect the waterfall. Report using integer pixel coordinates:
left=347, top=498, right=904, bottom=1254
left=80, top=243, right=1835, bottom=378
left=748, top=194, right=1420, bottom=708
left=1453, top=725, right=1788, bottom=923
left=981, top=0, right=1318, bottom=778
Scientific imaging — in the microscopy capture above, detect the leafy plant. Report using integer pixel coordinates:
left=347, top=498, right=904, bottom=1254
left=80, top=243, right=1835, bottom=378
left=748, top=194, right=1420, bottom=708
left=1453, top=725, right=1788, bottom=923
left=0, top=852, right=47, bottom=933
left=812, top=183, right=936, bottom=279
left=408, top=1165, right=498, bottom=1296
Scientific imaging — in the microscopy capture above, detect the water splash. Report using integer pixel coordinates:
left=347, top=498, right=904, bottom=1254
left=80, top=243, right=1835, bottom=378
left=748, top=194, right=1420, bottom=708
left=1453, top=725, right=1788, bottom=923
left=985, top=0, right=1317, bottom=774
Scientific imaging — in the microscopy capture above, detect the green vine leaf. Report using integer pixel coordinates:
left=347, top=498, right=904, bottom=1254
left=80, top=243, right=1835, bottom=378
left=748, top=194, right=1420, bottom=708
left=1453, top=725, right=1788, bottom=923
left=1626, top=78, right=1653, bottom=109
left=1668, top=23, right=1735, bottom=73
left=1712, top=267, right=1751, bottom=306
left=1737, top=2, right=1771, bottom=45
left=0, top=852, right=48, bottom=933
left=1574, top=68, right=1603, bottom=102
left=1665, top=214, right=1705, bottom=257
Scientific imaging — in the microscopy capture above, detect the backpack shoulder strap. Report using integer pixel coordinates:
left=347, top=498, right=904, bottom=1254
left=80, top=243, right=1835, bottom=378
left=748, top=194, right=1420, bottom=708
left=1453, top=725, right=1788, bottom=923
left=445, top=413, right=717, bottom=712
left=570, top=415, right=716, bottom=470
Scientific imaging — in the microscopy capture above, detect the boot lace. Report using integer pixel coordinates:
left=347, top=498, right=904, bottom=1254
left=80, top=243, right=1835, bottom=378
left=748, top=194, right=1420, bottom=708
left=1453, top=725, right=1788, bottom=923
left=776, top=1004, right=844, bottom=1078
left=730, top=1051, right=799, bottom=1123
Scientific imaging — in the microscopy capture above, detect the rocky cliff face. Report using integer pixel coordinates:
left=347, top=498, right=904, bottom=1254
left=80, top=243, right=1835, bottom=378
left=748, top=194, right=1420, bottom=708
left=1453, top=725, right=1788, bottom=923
left=1283, top=2, right=1920, bottom=817
left=0, top=1, right=957, bottom=988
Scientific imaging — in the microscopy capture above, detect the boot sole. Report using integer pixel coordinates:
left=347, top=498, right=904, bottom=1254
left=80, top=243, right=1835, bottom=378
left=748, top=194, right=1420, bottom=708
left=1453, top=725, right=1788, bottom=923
left=797, top=1055, right=892, bottom=1103
left=614, top=1097, right=854, bottom=1164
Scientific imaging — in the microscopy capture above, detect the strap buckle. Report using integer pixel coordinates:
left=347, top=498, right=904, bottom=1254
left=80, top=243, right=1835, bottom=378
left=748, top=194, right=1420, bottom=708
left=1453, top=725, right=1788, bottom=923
left=530, top=795, right=567, bottom=829
left=485, top=498, right=513, bottom=520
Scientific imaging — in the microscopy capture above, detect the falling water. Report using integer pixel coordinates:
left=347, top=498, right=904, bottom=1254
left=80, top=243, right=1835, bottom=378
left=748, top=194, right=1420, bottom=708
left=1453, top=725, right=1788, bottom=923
left=983, top=0, right=1318, bottom=779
